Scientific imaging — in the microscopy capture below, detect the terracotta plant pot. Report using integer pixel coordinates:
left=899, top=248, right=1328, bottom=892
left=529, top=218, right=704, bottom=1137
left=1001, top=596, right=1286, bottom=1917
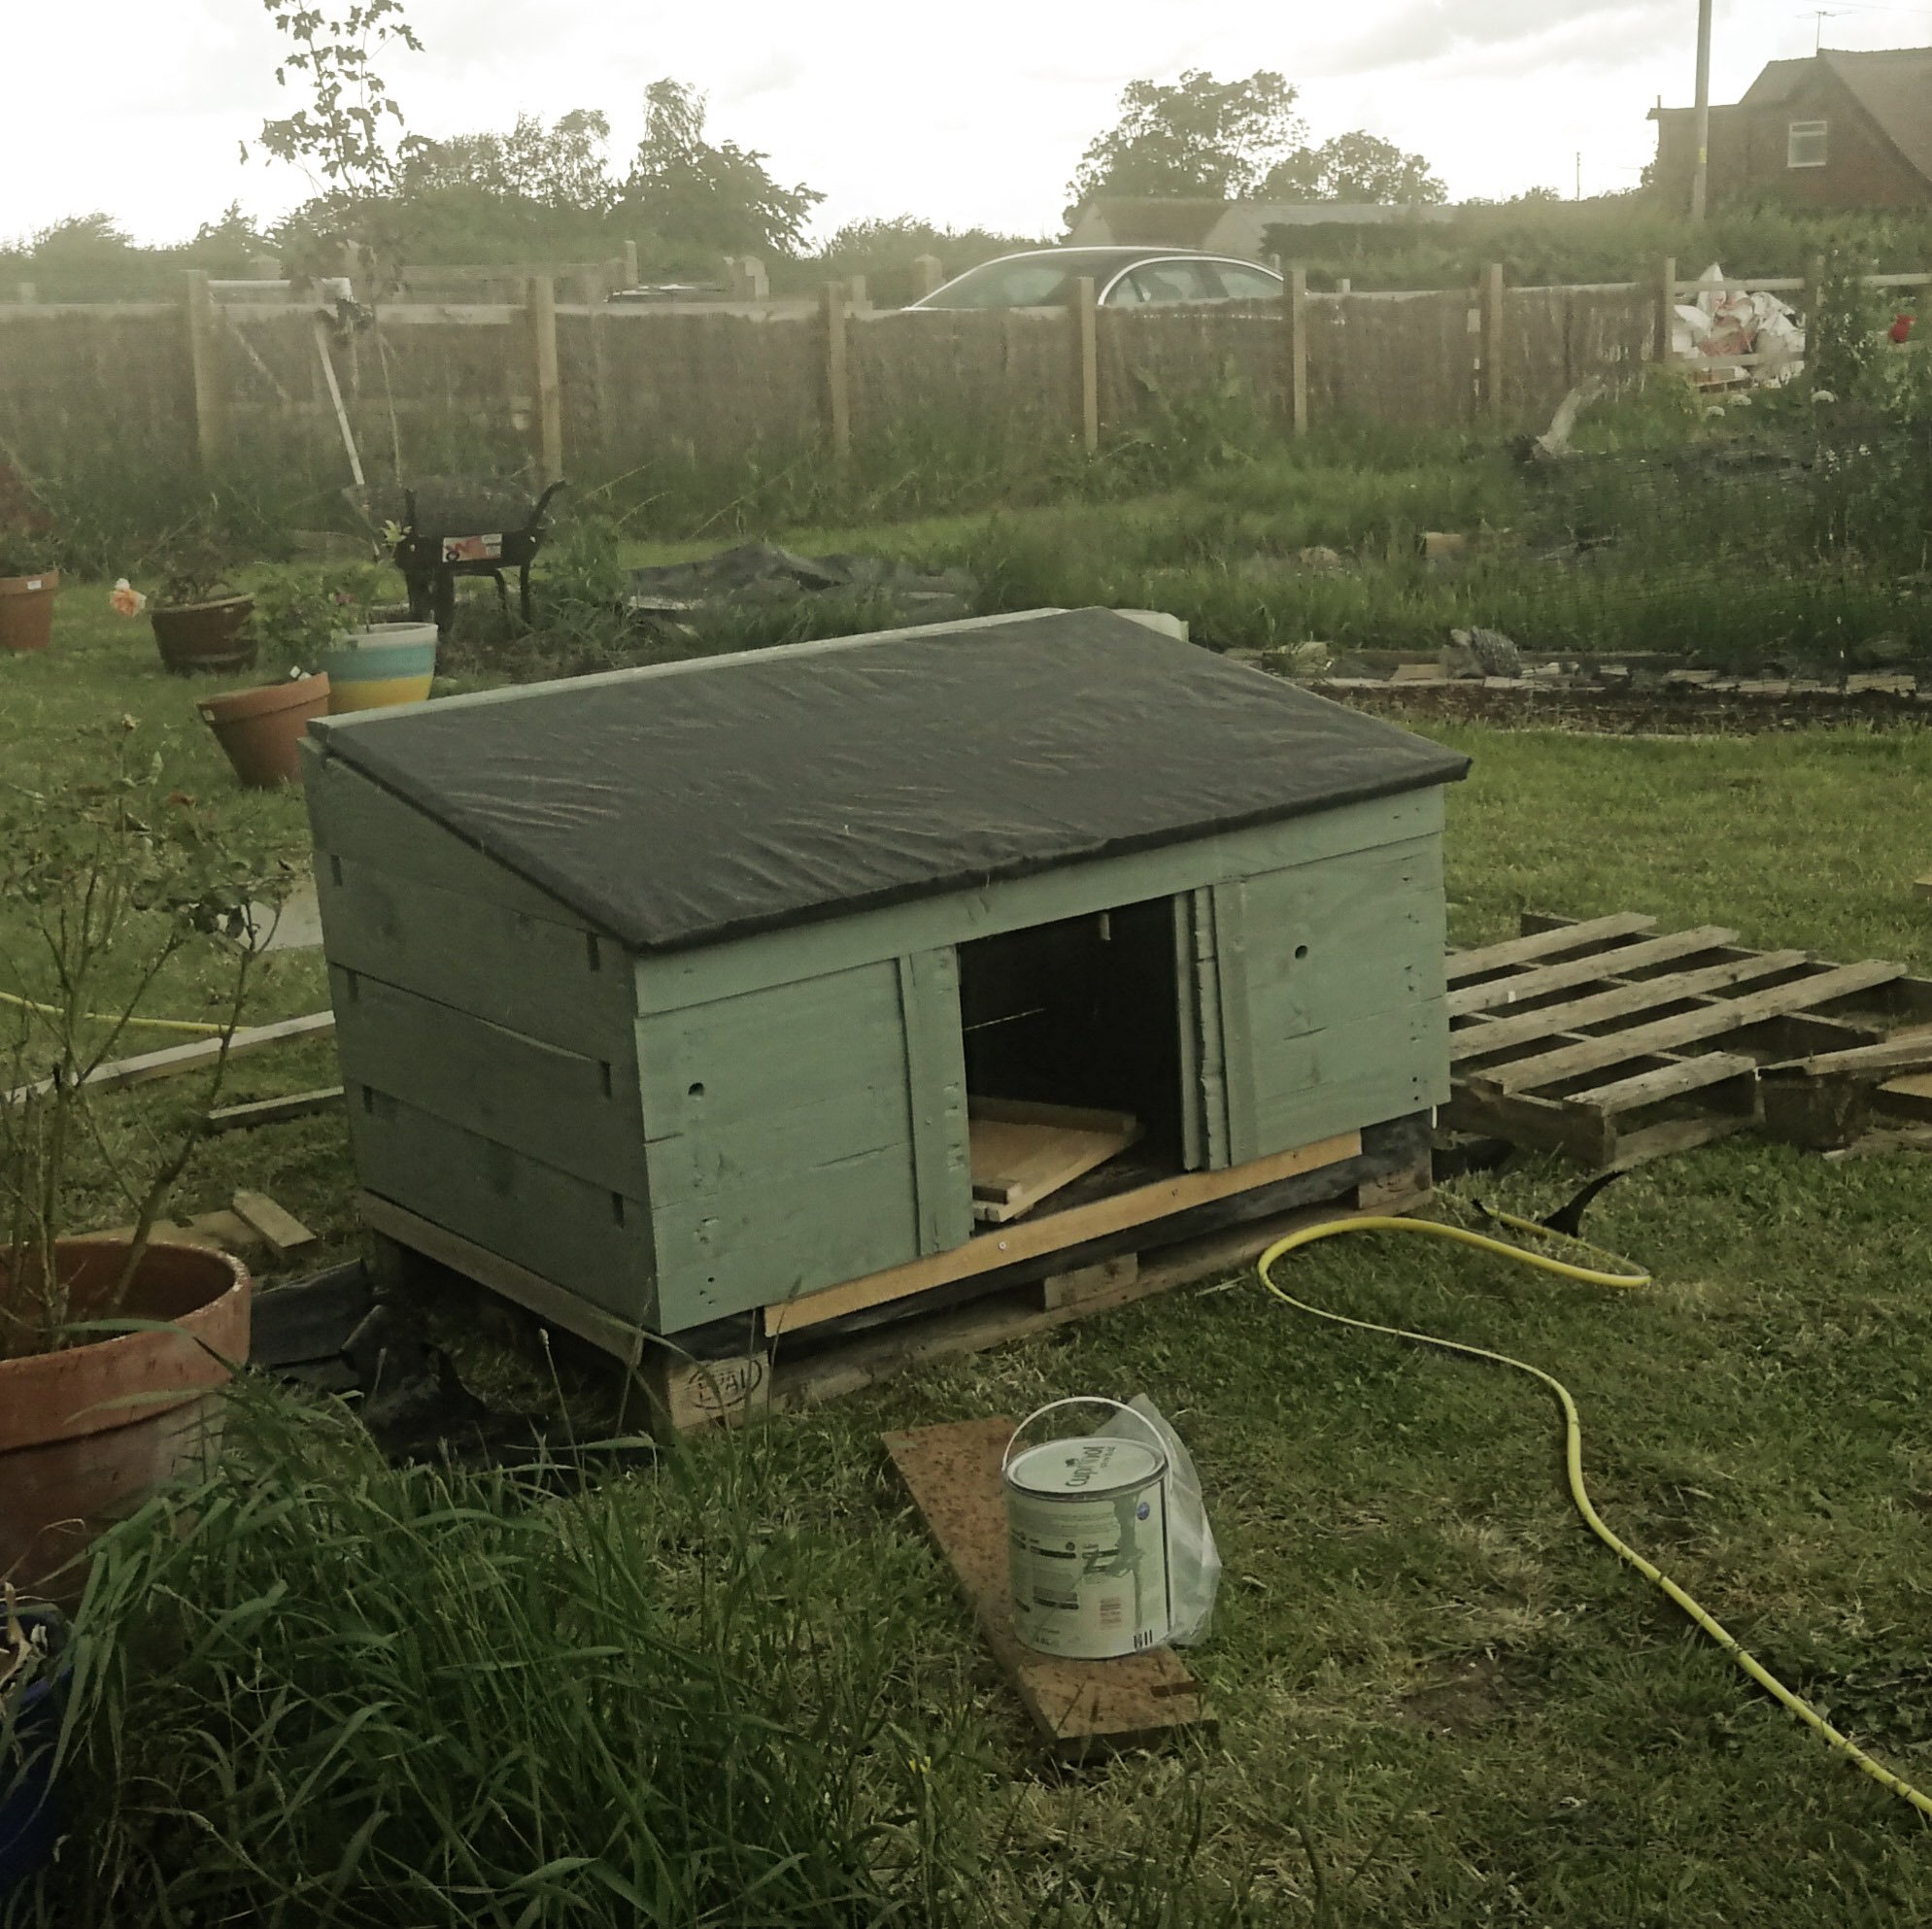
left=197, top=674, right=331, bottom=788
left=152, top=593, right=257, bottom=675
left=0, top=1239, right=252, bottom=1601
left=320, top=620, right=439, bottom=713
left=0, top=570, right=57, bottom=655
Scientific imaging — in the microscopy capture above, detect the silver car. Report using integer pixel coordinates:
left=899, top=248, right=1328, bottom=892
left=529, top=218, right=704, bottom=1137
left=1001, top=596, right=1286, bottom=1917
left=908, top=247, right=1284, bottom=310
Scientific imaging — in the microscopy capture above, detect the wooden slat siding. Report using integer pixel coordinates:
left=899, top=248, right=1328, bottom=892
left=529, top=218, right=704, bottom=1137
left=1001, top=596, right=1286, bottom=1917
left=1184, top=887, right=1233, bottom=1169
left=898, top=950, right=973, bottom=1255
left=1482, top=962, right=1906, bottom=1094
left=1210, top=880, right=1260, bottom=1165
left=1444, top=925, right=1741, bottom=1018
left=329, top=967, right=646, bottom=1196
left=1234, top=838, right=1449, bottom=1153
left=1561, top=1052, right=1757, bottom=1113
left=1247, top=1003, right=1445, bottom=1153
left=637, top=961, right=927, bottom=1330
left=1171, top=896, right=1205, bottom=1172
left=632, top=789, right=1447, bottom=1014
left=359, top=1192, right=646, bottom=1362
left=1445, top=913, right=1657, bottom=983
left=317, top=858, right=631, bottom=1058
left=766, top=1130, right=1361, bottom=1337
left=350, top=1093, right=656, bottom=1322
left=1451, top=951, right=1808, bottom=1061
left=303, top=750, right=598, bottom=930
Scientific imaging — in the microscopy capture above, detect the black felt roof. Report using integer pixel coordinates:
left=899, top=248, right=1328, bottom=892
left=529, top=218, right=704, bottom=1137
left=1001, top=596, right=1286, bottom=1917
left=309, top=609, right=1469, bottom=954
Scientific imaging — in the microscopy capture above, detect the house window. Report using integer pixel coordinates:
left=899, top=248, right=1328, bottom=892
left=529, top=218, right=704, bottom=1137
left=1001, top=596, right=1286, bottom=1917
left=1788, top=119, right=1828, bottom=168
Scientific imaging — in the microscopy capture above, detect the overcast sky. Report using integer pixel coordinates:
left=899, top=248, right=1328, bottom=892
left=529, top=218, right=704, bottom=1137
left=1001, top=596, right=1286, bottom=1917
left=8, top=0, right=1932, bottom=248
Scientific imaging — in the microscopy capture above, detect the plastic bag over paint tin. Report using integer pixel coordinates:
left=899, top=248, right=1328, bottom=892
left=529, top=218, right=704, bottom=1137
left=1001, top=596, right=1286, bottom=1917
left=1099, top=1395, right=1222, bottom=1645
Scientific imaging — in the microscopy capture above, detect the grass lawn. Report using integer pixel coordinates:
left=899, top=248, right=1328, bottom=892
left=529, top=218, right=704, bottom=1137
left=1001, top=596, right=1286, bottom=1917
left=11, top=563, right=1932, bottom=1922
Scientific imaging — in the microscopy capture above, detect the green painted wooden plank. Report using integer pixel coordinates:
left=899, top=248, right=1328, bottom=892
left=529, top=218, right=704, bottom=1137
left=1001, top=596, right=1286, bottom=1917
left=898, top=950, right=972, bottom=1256
left=633, top=790, right=1447, bottom=1014
left=1171, top=897, right=1205, bottom=1172
left=331, top=967, right=646, bottom=1196
left=319, top=858, right=632, bottom=1058
left=644, top=1087, right=913, bottom=1207
left=652, top=1146, right=924, bottom=1330
left=350, top=1090, right=655, bottom=1325
left=304, top=750, right=597, bottom=931
left=1246, top=1001, right=1450, bottom=1153
left=1210, top=880, right=1260, bottom=1166
left=1237, top=838, right=1448, bottom=1034
left=1185, top=886, right=1233, bottom=1170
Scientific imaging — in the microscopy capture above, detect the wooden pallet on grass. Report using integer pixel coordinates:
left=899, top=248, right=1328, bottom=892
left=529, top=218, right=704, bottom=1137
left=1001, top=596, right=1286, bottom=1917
left=1445, top=914, right=1932, bottom=1167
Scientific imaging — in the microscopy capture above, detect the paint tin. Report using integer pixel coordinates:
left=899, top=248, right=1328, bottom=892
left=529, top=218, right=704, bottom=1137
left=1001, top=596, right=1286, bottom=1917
left=1002, top=1398, right=1172, bottom=1660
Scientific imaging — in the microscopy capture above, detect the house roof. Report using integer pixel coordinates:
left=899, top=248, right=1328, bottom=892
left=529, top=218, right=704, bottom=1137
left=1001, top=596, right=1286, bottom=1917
left=309, top=609, right=1470, bottom=955
left=1075, top=198, right=1228, bottom=247
left=1739, top=48, right=1932, bottom=182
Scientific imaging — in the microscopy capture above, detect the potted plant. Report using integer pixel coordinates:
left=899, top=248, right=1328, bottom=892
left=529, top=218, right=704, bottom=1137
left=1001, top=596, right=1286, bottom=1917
left=313, top=556, right=439, bottom=713
left=0, top=468, right=58, bottom=657
left=145, top=535, right=256, bottom=676
left=0, top=726, right=276, bottom=1601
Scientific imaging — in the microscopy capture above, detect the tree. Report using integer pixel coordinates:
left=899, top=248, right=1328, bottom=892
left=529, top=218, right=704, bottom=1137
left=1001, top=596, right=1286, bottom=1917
left=624, top=80, right=823, bottom=256
left=1263, top=132, right=1446, bottom=206
left=406, top=110, right=617, bottom=214
left=1067, top=69, right=1305, bottom=208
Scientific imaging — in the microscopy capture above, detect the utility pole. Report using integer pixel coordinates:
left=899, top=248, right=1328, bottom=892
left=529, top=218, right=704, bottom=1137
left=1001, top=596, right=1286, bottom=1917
left=1575, top=151, right=1582, bottom=199
left=1690, top=0, right=1713, bottom=222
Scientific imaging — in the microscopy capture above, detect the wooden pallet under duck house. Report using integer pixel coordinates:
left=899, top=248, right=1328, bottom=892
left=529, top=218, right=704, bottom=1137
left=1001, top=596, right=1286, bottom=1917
left=301, top=609, right=1471, bottom=1419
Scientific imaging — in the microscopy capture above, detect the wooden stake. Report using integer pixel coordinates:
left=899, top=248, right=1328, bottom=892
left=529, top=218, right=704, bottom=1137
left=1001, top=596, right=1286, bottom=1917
left=821, top=281, right=851, bottom=457
left=1073, top=276, right=1100, bottom=453
left=184, top=270, right=226, bottom=472
left=1286, top=265, right=1309, bottom=436
left=313, top=320, right=364, bottom=490
left=1657, top=255, right=1678, bottom=367
left=525, top=274, right=563, bottom=486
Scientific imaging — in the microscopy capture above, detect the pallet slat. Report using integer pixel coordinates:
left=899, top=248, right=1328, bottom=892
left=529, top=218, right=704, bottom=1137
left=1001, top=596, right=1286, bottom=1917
left=1446, top=913, right=1657, bottom=981
left=1445, top=925, right=1740, bottom=1018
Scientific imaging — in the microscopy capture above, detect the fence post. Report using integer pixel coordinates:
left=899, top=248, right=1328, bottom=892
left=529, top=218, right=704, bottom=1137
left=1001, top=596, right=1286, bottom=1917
left=525, top=274, right=564, bottom=486
left=847, top=273, right=869, bottom=312
left=1656, top=255, right=1678, bottom=367
left=623, top=240, right=639, bottom=287
left=821, top=282, right=851, bottom=457
left=912, top=254, right=944, bottom=299
left=17, top=284, right=35, bottom=305
left=1286, top=265, right=1308, bottom=436
left=183, top=270, right=227, bottom=474
left=1073, top=277, right=1100, bottom=453
left=1481, top=261, right=1506, bottom=418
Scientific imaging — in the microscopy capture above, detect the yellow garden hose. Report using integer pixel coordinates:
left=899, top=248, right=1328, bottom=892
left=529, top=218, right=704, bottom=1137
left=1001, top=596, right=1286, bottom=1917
left=1256, top=1209, right=1932, bottom=1822
left=0, top=988, right=227, bottom=1036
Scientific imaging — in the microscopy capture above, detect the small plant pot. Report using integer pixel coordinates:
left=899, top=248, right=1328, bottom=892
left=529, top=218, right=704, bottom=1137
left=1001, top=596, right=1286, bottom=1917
left=0, top=1239, right=252, bottom=1604
left=152, top=593, right=257, bottom=675
left=0, top=1606, right=68, bottom=1902
left=0, top=570, right=57, bottom=655
left=319, top=621, right=439, bottom=713
left=197, top=674, right=332, bottom=788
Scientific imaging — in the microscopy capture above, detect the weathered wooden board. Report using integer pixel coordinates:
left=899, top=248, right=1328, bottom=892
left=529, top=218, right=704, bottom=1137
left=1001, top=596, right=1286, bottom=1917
left=205, top=1086, right=346, bottom=1133
left=884, top=1417, right=1210, bottom=1757
left=969, top=1098, right=1140, bottom=1223
left=230, top=1190, right=316, bottom=1257
left=7, top=1010, right=335, bottom=1106
left=766, top=1129, right=1360, bottom=1337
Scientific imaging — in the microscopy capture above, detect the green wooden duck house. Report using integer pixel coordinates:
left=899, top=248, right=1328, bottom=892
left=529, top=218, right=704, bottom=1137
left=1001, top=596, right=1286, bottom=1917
left=303, top=608, right=1469, bottom=1371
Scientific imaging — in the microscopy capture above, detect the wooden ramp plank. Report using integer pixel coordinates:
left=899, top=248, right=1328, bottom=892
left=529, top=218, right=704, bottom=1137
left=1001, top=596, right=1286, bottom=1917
left=884, top=1416, right=1210, bottom=1758
left=969, top=1098, right=1141, bottom=1224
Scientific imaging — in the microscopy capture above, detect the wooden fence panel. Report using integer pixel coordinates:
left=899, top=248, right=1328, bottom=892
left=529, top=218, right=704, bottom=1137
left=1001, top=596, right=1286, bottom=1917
left=0, top=309, right=195, bottom=475
left=1502, top=286, right=1651, bottom=425
left=1305, top=291, right=1476, bottom=428
left=1097, top=305, right=1289, bottom=434
left=847, top=309, right=1071, bottom=453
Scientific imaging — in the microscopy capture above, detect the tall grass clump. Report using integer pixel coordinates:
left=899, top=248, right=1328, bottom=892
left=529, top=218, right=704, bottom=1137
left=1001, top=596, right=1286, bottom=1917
left=17, top=1385, right=1257, bottom=1929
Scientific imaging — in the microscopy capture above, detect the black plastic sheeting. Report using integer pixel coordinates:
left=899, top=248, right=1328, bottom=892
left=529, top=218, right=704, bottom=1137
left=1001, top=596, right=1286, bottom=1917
left=310, top=609, right=1470, bottom=955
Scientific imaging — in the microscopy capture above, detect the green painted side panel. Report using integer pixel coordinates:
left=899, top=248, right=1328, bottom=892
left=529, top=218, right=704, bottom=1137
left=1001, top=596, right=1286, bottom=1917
left=637, top=962, right=929, bottom=1329
left=1225, top=833, right=1451, bottom=1154
left=330, top=967, right=647, bottom=1197
left=1172, top=898, right=1205, bottom=1172
left=317, top=858, right=631, bottom=1059
left=304, top=748, right=595, bottom=930
left=898, top=951, right=972, bottom=1255
left=1208, top=882, right=1261, bottom=1166
left=634, top=790, right=1446, bottom=1015
left=1180, top=887, right=1233, bottom=1169
left=351, top=1091, right=655, bottom=1324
